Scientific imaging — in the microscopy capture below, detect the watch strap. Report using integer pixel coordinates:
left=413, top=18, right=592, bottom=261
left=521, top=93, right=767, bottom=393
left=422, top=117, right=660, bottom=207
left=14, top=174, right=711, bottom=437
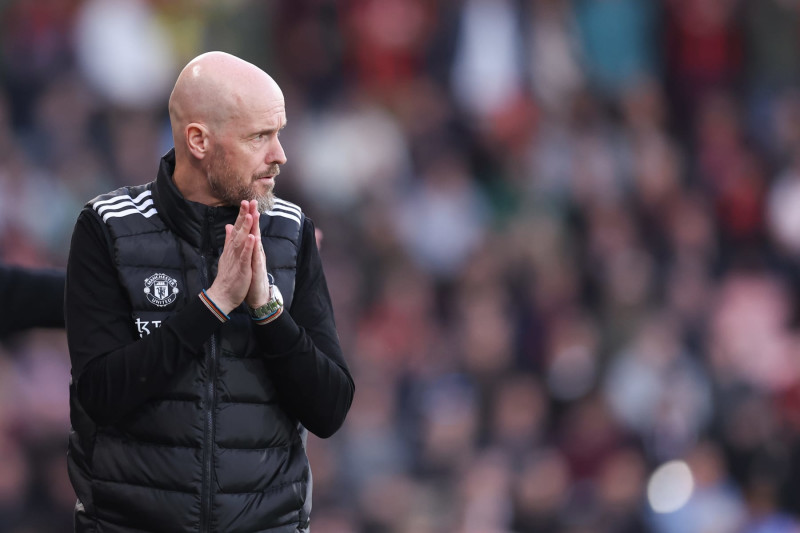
left=248, top=285, right=284, bottom=325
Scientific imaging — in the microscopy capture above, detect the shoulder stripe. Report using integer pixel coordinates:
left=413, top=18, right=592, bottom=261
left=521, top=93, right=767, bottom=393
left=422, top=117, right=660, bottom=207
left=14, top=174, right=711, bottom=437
left=273, top=198, right=301, bottom=215
left=272, top=204, right=300, bottom=217
left=92, top=190, right=158, bottom=223
left=97, top=198, right=154, bottom=216
left=93, top=189, right=152, bottom=208
left=265, top=197, right=302, bottom=226
left=265, top=210, right=301, bottom=226
left=101, top=207, right=158, bottom=222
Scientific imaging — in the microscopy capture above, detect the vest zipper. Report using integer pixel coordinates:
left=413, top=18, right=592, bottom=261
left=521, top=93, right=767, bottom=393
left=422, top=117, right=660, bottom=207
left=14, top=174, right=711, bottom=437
left=202, top=326, right=217, bottom=533
left=199, top=212, right=217, bottom=533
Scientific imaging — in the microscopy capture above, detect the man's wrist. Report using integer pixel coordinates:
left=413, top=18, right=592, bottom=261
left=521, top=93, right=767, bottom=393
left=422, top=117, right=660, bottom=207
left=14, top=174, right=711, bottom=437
left=249, top=284, right=283, bottom=325
left=199, top=290, right=231, bottom=323
left=246, top=283, right=272, bottom=310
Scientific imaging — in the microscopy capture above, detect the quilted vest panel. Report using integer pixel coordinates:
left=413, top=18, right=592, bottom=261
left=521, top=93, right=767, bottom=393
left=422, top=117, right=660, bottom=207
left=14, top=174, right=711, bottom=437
left=69, top=183, right=312, bottom=533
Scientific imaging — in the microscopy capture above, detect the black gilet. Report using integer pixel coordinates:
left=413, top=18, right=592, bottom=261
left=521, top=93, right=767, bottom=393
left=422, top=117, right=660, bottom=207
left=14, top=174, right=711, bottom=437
left=68, top=151, right=312, bottom=533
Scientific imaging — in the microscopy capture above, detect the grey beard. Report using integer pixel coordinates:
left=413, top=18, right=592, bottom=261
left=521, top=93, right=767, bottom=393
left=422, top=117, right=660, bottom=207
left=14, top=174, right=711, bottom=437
left=205, top=149, right=277, bottom=212
left=206, top=172, right=275, bottom=212
left=256, top=192, right=274, bottom=213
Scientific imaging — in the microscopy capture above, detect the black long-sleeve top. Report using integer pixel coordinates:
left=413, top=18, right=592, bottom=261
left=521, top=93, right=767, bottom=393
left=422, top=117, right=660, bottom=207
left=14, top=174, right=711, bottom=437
left=0, top=264, right=65, bottom=338
left=66, top=207, right=354, bottom=438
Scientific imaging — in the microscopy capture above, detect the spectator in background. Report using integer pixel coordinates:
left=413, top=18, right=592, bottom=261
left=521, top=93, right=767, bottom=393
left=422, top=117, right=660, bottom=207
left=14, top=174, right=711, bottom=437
left=663, top=0, right=743, bottom=128
left=0, top=264, right=64, bottom=339
left=0, top=263, right=66, bottom=532
left=573, top=0, right=659, bottom=100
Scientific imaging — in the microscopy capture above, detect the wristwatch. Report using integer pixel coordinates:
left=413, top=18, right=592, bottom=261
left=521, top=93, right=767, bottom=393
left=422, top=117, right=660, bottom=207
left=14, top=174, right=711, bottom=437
left=248, top=283, right=284, bottom=323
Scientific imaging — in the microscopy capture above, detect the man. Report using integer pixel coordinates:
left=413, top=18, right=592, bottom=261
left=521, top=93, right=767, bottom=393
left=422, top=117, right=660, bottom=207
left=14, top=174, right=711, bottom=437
left=65, top=52, right=354, bottom=532
left=0, top=264, right=65, bottom=338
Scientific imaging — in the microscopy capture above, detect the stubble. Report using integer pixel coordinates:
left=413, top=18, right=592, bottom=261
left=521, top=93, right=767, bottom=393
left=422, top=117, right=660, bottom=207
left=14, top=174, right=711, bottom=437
left=206, top=149, right=276, bottom=212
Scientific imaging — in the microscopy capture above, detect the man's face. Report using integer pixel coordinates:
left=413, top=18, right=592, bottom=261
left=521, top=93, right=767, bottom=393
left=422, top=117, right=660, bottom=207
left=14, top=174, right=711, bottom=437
left=206, top=145, right=277, bottom=213
left=204, top=86, right=287, bottom=212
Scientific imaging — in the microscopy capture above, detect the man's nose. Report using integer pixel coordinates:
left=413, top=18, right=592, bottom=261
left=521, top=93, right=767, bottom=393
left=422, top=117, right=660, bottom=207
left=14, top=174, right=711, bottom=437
left=269, top=139, right=287, bottom=165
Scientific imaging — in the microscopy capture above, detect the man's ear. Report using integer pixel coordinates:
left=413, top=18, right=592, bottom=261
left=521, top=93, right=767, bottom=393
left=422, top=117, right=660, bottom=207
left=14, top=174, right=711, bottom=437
left=186, top=123, right=209, bottom=159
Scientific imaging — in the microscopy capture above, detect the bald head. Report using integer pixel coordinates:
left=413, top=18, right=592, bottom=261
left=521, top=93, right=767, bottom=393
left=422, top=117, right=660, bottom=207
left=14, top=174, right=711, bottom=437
left=168, top=51, right=283, bottom=156
left=167, top=52, right=288, bottom=208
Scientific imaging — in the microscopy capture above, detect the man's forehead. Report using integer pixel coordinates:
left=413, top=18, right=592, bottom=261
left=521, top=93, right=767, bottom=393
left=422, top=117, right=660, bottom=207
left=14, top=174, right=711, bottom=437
left=235, top=103, right=286, bottom=131
left=255, top=101, right=286, bottom=121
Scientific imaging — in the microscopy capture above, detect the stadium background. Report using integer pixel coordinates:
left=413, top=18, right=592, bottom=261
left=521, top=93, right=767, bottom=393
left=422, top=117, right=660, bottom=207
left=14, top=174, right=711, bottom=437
left=3, top=0, right=800, bottom=531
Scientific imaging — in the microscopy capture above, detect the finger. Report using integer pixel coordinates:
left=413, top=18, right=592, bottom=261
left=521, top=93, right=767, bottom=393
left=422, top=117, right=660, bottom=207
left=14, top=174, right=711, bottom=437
left=237, top=234, right=256, bottom=267
left=227, top=236, right=254, bottom=280
left=251, top=240, right=261, bottom=271
left=253, top=238, right=266, bottom=268
left=232, top=200, right=249, bottom=232
left=248, top=206, right=266, bottom=267
left=223, top=224, right=233, bottom=245
left=261, top=240, right=268, bottom=267
left=242, top=233, right=256, bottom=251
left=249, top=238, right=270, bottom=304
left=231, top=214, right=253, bottom=251
left=249, top=200, right=261, bottom=238
left=244, top=234, right=256, bottom=255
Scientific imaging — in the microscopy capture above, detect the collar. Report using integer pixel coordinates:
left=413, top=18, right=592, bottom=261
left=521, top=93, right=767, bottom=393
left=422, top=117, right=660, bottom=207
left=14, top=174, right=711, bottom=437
left=153, top=149, right=240, bottom=251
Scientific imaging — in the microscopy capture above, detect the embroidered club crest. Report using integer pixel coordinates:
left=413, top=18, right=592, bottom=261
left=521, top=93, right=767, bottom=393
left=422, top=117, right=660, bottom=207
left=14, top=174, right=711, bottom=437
left=144, top=273, right=179, bottom=307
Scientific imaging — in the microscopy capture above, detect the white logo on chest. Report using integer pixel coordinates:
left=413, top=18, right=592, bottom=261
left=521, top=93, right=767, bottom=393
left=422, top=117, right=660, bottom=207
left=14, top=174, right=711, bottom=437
left=143, top=273, right=179, bottom=307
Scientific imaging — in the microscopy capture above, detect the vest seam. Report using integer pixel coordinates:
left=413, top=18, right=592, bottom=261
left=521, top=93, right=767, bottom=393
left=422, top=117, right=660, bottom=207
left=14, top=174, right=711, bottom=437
left=261, top=233, right=301, bottom=245
left=98, top=435, right=200, bottom=450
left=217, top=478, right=304, bottom=495
left=139, top=398, right=200, bottom=403
left=216, top=400, right=281, bottom=406
left=113, top=228, right=167, bottom=236
left=93, top=476, right=199, bottom=495
left=215, top=444, right=296, bottom=451
left=216, top=354, right=264, bottom=360
left=112, top=262, right=179, bottom=269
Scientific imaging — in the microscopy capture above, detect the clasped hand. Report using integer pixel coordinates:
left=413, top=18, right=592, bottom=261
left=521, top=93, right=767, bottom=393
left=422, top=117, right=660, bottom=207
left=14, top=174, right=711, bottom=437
left=205, top=200, right=271, bottom=315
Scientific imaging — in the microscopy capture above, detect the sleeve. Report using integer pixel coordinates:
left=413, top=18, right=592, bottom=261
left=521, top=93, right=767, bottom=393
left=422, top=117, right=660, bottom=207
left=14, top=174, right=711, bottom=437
left=66, top=209, right=226, bottom=425
left=0, top=264, right=66, bottom=338
left=253, top=217, right=355, bottom=438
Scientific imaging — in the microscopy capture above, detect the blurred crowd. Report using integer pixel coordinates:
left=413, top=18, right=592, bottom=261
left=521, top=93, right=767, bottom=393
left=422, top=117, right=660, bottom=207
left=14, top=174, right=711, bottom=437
left=3, top=0, right=800, bottom=531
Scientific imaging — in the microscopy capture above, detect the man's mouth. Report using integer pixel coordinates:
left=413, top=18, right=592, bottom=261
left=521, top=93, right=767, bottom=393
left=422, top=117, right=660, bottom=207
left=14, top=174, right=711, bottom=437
left=256, top=168, right=279, bottom=182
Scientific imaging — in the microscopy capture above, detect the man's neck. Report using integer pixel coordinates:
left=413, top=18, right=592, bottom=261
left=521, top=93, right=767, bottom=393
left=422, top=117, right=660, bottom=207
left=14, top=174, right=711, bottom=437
left=172, top=159, right=221, bottom=206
